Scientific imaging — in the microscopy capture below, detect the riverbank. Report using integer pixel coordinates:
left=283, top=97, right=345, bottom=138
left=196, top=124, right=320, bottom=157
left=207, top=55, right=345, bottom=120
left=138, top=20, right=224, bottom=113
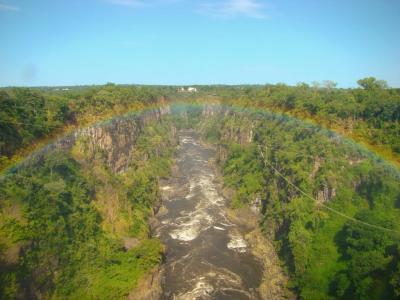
left=131, top=131, right=294, bottom=299
left=155, top=131, right=264, bottom=298
left=128, top=266, right=165, bottom=300
left=207, top=141, right=294, bottom=300
left=225, top=207, right=294, bottom=300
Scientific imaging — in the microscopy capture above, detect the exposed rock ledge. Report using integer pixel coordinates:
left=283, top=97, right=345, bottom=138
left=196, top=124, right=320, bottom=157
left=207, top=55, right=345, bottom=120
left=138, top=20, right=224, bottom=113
left=225, top=207, right=295, bottom=300
left=209, top=151, right=295, bottom=300
left=128, top=267, right=164, bottom=300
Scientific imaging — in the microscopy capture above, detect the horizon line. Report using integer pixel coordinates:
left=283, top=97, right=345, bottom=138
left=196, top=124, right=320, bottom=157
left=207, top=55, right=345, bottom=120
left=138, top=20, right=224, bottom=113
left=1, top=82, right=399, bottom=89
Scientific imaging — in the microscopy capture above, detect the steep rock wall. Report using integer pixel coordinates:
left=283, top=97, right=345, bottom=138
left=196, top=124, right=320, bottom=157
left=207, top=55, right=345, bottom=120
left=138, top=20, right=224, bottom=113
left=16, top=106, right=172, bottom=173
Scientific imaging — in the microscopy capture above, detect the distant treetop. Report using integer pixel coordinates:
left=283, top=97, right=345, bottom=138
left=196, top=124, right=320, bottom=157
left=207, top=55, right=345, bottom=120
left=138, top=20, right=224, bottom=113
left=357, top=77, right=388, bottom=90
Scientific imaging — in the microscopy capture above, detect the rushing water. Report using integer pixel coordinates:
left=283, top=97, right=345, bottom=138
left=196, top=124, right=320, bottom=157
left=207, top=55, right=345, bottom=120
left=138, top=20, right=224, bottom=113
left=156, top=131, right=263, bottom=299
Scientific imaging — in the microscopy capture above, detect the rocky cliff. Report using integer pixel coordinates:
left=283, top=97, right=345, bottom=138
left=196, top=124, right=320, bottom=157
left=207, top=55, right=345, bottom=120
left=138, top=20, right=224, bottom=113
left=14, top=106, right=172, bottom=174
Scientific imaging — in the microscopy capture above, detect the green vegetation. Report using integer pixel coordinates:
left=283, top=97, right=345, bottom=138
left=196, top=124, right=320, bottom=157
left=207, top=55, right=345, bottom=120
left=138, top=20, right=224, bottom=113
left=0, top=85, right=177, bottom=171
left=0, top=116, right=176, bottom=299
left=196, top=78, right=400, bottom=165
left=197, top=107, right=400, bottom=299
left=2, top=78, right=399, bottom=169
left=1, top=78, right=399, bottom=299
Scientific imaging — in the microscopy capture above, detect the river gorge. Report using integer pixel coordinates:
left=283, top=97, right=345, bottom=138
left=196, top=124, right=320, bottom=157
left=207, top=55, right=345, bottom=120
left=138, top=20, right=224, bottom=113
left=156, top=131, right=263, bottom=299
left=1, top=103, right=398, bottom=300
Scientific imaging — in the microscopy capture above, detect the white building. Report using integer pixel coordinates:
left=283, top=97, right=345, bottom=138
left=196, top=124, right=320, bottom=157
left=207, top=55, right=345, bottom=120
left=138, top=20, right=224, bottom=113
left=178, top=87, right=198, bottom=93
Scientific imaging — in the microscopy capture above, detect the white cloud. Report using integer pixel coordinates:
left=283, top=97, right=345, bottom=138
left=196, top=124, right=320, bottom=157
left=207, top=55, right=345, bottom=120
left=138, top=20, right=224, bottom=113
left=0, top=3, right=19, bottom=11
left=105, top=0, right=266, bottom=19
left=106, top=0, right=180, bottom=7
left=198, top=0, right=267, bottom=19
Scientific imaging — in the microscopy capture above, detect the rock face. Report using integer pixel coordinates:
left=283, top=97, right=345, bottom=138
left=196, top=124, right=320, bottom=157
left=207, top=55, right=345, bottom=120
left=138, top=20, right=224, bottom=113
left=316, top=186, right=337, bottom=204
left=202, top=104, right=254, bottom=145
left=18, top=106, right=171, bottom=173
left=202, top=104, right=227, bottom=117
left=129, top=267, right=164, bottom=300
left=224, top=203, right=294, bottom=300
left=76, top=117, right=143, bottom=172
left=75, top=106, right=172, bottom=172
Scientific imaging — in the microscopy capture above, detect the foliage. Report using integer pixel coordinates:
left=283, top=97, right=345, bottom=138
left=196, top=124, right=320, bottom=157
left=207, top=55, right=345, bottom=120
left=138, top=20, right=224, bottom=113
left=202, top=78, right=400, bottom=164
left=0, top=85, right=176, bottom=171
left=197, top=107, right=400, bottom=299
left=1, top=77, right=400, bottom=298
left=0, top=118, right=175, bottom=299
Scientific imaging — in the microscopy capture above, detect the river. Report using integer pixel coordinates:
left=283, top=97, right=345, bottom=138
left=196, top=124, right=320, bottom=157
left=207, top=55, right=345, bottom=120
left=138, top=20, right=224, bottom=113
left=156, top=130, right=263, bottom=299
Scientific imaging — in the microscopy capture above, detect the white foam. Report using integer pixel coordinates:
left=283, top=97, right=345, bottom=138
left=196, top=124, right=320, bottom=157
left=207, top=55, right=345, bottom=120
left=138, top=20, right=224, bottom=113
left=181, top=137, right=194, bottom=144
left=160, top=185, right=172, bottom=191
left=196, top=174, right=225, bottom=206
left=227, top=234, right=247, bottom=253
left=219, top=222, right=234, bottom=227
left=194, top=158, right=207, bottom=163
left=169, top=206, right=215, bottom=242
left=184, top=193, right=194, bottom=199
left=170, top=224, right=201, bottom=241
left=174, top=268, right=245, bottom=299
left=176, top=280, right=214, bottom=299
left=213, top=226, right=225, bottom=231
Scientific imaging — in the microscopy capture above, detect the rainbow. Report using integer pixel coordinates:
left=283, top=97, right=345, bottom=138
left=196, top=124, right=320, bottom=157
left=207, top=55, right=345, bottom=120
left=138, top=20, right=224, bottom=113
left=1, top=102, right=399, bottom=181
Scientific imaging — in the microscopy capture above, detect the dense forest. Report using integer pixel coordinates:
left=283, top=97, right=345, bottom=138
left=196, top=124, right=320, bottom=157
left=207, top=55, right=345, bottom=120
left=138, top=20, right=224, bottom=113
left=0, top=84, right=177, bottom=171
left=1, top=78, right=400, bottom=299
left=200, top=77, right=400, bottom=166
left=0, top=112, right=177, bottom=298
left=195, top=105, right=400, bottom=299
left=1, top=77, right=399, bottom=171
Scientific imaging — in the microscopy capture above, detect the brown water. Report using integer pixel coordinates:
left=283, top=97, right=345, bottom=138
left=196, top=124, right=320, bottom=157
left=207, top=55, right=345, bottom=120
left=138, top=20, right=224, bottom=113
left=156, top=131, right=263, bottom=299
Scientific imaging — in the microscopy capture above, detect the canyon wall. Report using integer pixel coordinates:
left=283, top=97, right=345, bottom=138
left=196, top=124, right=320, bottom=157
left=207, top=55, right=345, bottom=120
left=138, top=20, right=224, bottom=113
left=15, top=106, right=172, bottom=173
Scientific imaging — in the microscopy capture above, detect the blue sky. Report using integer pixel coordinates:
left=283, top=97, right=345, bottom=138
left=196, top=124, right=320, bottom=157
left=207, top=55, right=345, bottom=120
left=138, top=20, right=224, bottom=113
left=0, top=0, right=399, bottom=87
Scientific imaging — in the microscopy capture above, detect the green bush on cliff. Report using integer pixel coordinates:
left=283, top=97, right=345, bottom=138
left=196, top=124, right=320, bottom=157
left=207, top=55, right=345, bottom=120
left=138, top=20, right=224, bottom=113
left=198, top=109, right=400, bottom=299
left=0, top=118, right=175, bottom=299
